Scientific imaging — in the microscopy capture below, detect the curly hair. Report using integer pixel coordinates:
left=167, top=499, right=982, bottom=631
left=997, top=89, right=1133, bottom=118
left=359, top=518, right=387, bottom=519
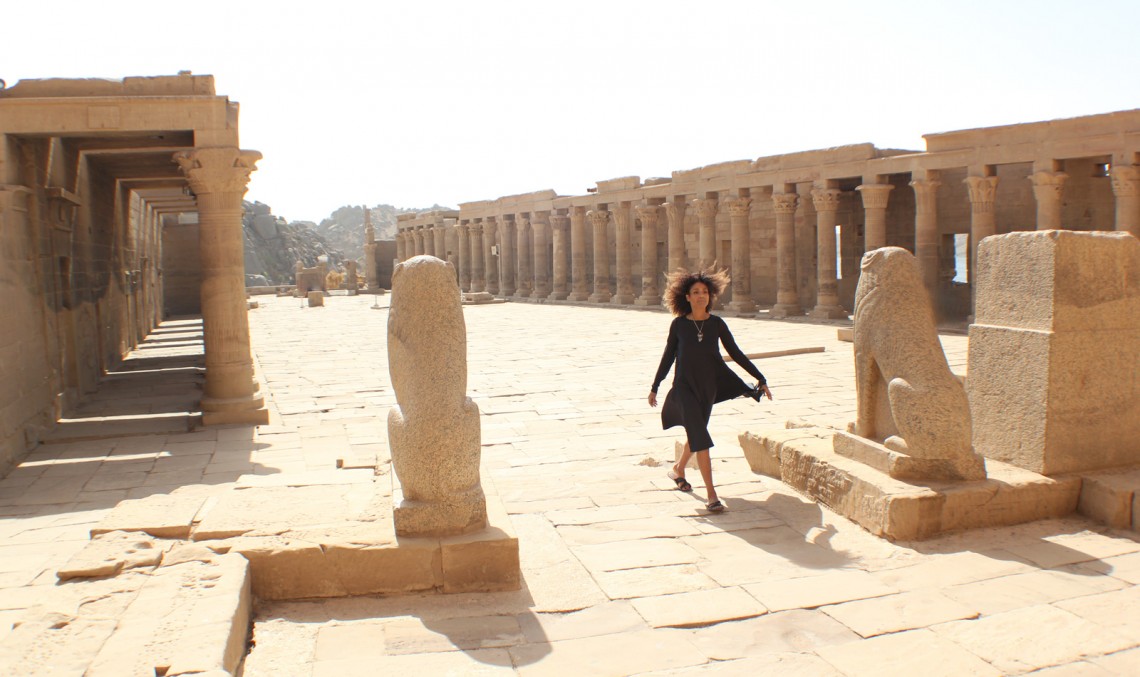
left=662, top=265, right=731, bottom=317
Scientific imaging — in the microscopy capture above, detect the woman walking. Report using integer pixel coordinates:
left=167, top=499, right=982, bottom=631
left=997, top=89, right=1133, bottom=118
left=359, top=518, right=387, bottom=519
left=649, top=267, right=772, bottom=512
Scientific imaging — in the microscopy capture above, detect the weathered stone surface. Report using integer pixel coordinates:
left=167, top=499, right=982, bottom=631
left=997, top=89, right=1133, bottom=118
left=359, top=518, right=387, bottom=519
left=91, top=492, right=208, bottom=539
left=516, top=601, right=645, bottom=643
left=970, top=230, right=1140, bottom=475
left=686, top=609, right=860, bottom=659
left=817, top=627, right=1001, bottom=676
left=822, top=589, right=979, bottom=637
left=57, top=530, right=165, bottom=580
left=932, top=604, right=1137, bottom=674
left=191, top=484, right=376, bottom=540
left=1077, top=467, right=1140, bottom=530
left=387, top=255, right=487, bottom=536
left=307, top=291, right=324, bottom=307
left=848, top=247, right=983, bottom=480
left=743, top=570, right=896, bottom=612
left=630, top=586, right=767, bottom=628
left=510, top=629, right=707, bottom=676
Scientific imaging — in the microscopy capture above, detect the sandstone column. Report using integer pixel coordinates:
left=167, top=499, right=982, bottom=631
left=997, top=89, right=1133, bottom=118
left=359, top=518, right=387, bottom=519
left=665, top=199, right=687, bottom=273
left=856, top=182, right=893, bottom=251
left=588, top=209, right=612, bottom=303
left=911, top=176, right=942, bottom=296
left=568, top=207, right=590, bottom=301
left=515, top=215, right=533, bottom=299
left=549, top=211, right=570, bottom=300
left=414, top=228, right=425, bottom=256
left=694, top=197, right=718, bottom=268
left=611, top=203, right=635, bottom=304
left=769, top=191, right=802, bottom=318
left=396, top=230, right=407, bottom=262
left=532, top=211, right=552, bottom=299
left=1030, top=170, right=1068, bottom=230
left=424, top=226, right=436, bottom=257
left=469, top=223, right=485, bottom=292
left=1111, top=165, right=1140, bottom=238
left=457, top=224, right=471, bottom=291
left=635, top=203, right=661, bottom=306
left=483, top=217, right=499, bottom=295
left=964, top=174, right=999, bottom=286
left=433, top=225, right=446, bottom=260
left=174, top=148, right=268, bottom=426
left=364, top=209, right=379, bottom=291
left=725, top=196, right=757, bottom=314
left=499, top=216, right=516, bottom=296
left=809, top=187, right=846, bottom=319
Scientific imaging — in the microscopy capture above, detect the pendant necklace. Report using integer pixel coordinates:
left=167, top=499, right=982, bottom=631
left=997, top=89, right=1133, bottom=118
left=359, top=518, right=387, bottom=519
left=692, top=319, right=706, bottom=342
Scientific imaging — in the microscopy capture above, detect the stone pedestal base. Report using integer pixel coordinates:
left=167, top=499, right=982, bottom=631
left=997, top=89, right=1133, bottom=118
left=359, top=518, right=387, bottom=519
left=307, top=291, right=324, bottom=307
left=611, top=293, right=635, bottom=305
left=808, top=303, right=848, bottom=320
left=589, top=292, right=613, bottom=303
left=392, top=471, right=487, bottom=538
left=567, top=291, right=590, bottom=302
left=549, top=290, right=570, bottom=301
left=201, top=395, right=269, bottom=427
left=634, top=295, right=662, bottom=307
left=740, top=426, right=1079, bottom=541
left=726, top=300, right=758, bottom=315
left=768, top=303, right=803, bottom=318
left=833, top=431, right=986, bottom=481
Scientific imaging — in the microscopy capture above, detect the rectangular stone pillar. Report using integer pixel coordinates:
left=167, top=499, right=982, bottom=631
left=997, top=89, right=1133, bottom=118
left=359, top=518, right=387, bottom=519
left=968, top=230, right=1140, bottom=475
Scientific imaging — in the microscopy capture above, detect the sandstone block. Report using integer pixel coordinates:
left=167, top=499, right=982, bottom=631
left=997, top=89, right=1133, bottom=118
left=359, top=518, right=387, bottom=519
left=969, top=231, right=1140, bottom=474
left=307, top=291, right=324, bottom=307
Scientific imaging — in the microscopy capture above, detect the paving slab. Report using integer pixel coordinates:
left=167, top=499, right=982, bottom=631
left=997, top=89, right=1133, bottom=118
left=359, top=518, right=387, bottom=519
left=816, top=628, right=1001, bottom=677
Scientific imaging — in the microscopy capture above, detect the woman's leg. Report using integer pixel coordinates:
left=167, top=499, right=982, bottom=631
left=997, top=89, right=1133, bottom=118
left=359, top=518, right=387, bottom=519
left=694, top=449, right=718, bottom=505
left=673, top=442, right=693, bottom=478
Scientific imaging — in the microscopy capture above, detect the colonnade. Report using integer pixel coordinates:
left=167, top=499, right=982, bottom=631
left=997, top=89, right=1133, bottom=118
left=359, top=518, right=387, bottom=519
left=393, top=110, right=1140, bottom=319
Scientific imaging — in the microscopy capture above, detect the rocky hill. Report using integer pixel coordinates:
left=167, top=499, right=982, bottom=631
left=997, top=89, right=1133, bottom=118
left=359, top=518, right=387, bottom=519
left=240, top=201, right=449, bottom=285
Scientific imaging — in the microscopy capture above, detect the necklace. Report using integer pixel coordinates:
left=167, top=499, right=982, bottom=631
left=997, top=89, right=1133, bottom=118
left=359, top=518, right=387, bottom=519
left=692, top=319, right=706, bottom=342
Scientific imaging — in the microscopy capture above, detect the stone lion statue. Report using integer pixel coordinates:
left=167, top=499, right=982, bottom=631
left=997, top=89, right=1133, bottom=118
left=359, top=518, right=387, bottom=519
left=849, top=247, right=985, bottom=480
left=387, top=255, right=486, bottom=535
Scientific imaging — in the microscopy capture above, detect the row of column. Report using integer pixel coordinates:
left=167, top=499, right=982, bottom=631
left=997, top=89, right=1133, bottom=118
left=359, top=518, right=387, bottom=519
left=394, top=165, right=1140, bottom=314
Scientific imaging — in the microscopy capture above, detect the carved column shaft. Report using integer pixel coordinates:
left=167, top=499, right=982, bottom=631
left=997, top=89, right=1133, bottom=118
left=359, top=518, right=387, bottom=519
left=965, top=176, right=999, bottom=287
left=469, top=224, right=485, bottom=292
left=856, top=183, right=893, bottom=251
left=499, top=217, right=516, bottom=296
left=396, top=231, right=407, bottom=262
left=515, top=216, right=533, bottom=298
left=413, top=229, right=425, bottom=256
left=808, top=188, right=846, bottom=318
left=483, top=219, right=499, bottom=295
left=174, top=147, right=267, bottom=425
left=725, top=197, right=756, bottom=313
left=635, top=204, right=661, bottom=306
left=612, top=204, right=634, bottom=304
left=588, top=209, right=612, bottom=303
left=1112, top=166, right=1140, bottom=238
left=911, top=178, right=942, bottom=296
left=568, top=207, right=589, bottom=301
left=433, top=226, right=446, bottom=259
left=533, top=212, right=552, bottom=298
left=665, top=201, right=687, bottom=273
left=457, top=225, right=471, bottom=291
left=769, top=192, right=801, bottom=317
left=695, top=198, right=718, bottom=269
left=550, top=213, right=570, bottom=300
left=1030, top=170, right=1068, bottom=230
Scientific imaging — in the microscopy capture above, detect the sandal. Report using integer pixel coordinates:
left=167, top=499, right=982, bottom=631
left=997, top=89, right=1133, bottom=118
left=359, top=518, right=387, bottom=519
left=667, top=470, right=693, bottom=492
left=705, top=500, right=725, bottom=513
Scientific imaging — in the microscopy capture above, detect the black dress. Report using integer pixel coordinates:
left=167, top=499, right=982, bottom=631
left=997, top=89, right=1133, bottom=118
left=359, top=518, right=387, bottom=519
left=651, top=315, right=766, bottom=451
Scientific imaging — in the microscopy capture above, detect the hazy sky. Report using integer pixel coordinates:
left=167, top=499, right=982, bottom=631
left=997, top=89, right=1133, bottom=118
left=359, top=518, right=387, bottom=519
left=4, top=1, right=1137, bottom=223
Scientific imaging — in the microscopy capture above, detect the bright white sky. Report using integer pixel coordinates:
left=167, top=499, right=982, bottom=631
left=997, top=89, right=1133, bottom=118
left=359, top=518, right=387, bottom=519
left=4, top=0, right=1137, bottom=223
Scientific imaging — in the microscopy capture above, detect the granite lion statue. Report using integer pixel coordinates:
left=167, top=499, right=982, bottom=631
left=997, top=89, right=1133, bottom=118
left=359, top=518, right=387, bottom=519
left=387, top=255, right=487, bottom=535
left=850, top=247, right=985, bottom=480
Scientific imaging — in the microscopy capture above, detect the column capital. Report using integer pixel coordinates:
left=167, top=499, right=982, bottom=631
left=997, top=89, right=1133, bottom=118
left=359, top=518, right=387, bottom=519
left=856, top=183, right=893, bottom=210
left=1111, top=166, right=1140, bottom=197
left=694, top=198, right=718, bottom=219
left=663, top=201, right=687, bottom=222
left=964, top=175, right=1000, bottom=208
left=771, top=192, right=798, bottom=215
left=550, top=213, right=570, bottom=227
left=1029, top=171, right=1068, bottom=198
left=531, top=211, right=550, bottom=227
left=909, top=178, right=942, bottom=199
left=588, top=209, right=610, bottom=227
left=174, top=147, right=261, bottom=195
left=724, top=197, right=752, bottom=218
left=810, top=188, right=842, bottom=213
left=635, top=204, right=661, bottom=224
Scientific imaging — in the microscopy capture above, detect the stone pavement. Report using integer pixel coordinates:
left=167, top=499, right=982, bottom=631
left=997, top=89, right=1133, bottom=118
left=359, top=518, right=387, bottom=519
left=1, top=294, right=1139, bottom=675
